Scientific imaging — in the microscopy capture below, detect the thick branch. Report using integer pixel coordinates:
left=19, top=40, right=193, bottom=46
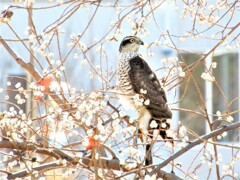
left=8, top=157, right=182, bottom=179
left=148, top=121, right=240, bottom=176
left=0, top=35, right=41, bottom=80
left=0, top=141, right=70, bottom=160
left=0, top=35, right=67, bottom=109
left=7, top=162, right=62, bottom=179
left=0, top=140, right=181, bottom=179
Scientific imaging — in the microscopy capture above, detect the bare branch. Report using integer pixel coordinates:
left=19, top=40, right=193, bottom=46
left=0, top=35, right=67, bottom=109
left=149, top=121, right=240, bottom=176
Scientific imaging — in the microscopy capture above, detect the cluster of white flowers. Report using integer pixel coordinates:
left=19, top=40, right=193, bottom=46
left=120, top=146, right=141, bottom=170
left=81, top=59, right=88, bottom=65
left=161, top=57, right=178, bottom=64
left=61, top=169, right=76, bottom=178
left=216, top=111, right=234, bottom=124
left=140, top=89, right=147, bottom=94
left=179, top=125, right=187, bottom=137
left=15, top=94, right=26, bottom=105
left=212, top=62, right=217, bottom=68
left=144, top=174, right=157, bottom=180
left=68, top=35, right=87, bottom=52
left=226, top=115, right=234, bottom=122
left=222, top=161, right=238, bottom=178
left=217, top=131, right=228, bottom=140
left=0, top=108, right=31, bottom=142
left=166, top=129, right=175, bottom=139
left=201, top=72, right=215, bottom=82
left=133, top=94, right=150, bottom=106
left=56, top=0, right=64, bottom=5
left=150, top=120, right=158, bottom=128
left=121, top=126, right=136, bottom=141
left=216, top=110, right=222, bottom=120
left=24, top=0, right=35, bottom=7
left=130, top=17, right=150, bottom=36
left=123, top=161, right=138, bottom=170
left=179, top=0, right=223, bottom=26
left=160, top=56, right=186, bottom=79
left=30, top=82, right=44, bottom=98
left=13, top=82, right=28, bottom=105
left=66, top=33, right=80, bottom=47
left=178, top=67, right=186, bottom=77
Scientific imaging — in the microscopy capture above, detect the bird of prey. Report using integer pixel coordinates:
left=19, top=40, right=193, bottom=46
left=117, top=36, right=173, bottom=165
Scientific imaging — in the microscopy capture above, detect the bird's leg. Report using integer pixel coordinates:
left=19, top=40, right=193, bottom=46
left=133, top=119, right=138, bottom=146
left=137, top=114, right=153, bottom=166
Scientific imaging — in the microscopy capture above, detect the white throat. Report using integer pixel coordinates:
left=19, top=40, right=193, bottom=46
left=118, top=52, right=139, bottom=61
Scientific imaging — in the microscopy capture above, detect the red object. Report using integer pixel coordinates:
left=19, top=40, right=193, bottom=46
left=33, top=75, right=53, bottom=101
left=86, top=136, right=99, bottom=150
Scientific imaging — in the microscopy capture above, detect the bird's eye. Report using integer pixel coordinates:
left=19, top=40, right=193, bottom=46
left=130, top=39, right=135, bottom=43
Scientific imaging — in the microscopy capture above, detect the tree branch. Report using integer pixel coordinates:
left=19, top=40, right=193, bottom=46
left=0, top=35, right=67, bottom=109
left=148, top=121, right=240, bottom=176
left=0, top=139, right=181, bottom=179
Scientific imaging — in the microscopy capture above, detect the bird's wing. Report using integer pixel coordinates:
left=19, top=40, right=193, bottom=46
left=128, top=55, right=172, bottom=119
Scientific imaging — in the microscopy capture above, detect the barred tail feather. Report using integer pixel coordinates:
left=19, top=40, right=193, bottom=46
left=144, top=118, right=173, bottom=166
left=149, top=118, right=173, bottom=142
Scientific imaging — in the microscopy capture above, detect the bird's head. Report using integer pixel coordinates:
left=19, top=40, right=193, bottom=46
left=119, top=36, right=144, bottom=53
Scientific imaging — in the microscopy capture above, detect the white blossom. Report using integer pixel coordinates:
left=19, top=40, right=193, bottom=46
left=201, top=72, right=215, bottom=82
left=193, top=175, right=198, bottom=180
left=60, top=66, right=65, bottom=71
left=179, top=71, right=186, bottom=77
left=133, top=94, right=144, bottom=106
left=15, top=94, right=21, bottom=100
left=161, top=122, right=167, bottom=128
left=144, top=174, right=157, bottom=180
left=17, top=99, right=26, bottom=104
left=119, top=111, right=126, bottom=117
left=124, top=162, right=137, bottom=170
left=226, top=116, right=234, bottom=122
left=15, top=82, right=21, bottom=88
left=179, top=37, right=185, bottom=42
left=216, top=111, right=221, bottom=117
left=179, top=126, right=187, bottom=137
left=212, top=62, right=217, bottom=68
left=222, top=131, right=227, bottom=137
left=144, top=99, right=150, bottom=105
left=150, top=120, right=158, bottom=128
left=129, top=118, right=134, bottom=124
left=56, top=0, right=64, bottom=5
left=73, top=53, right=79, bottom=60
left=7, top=82, right=11, bottom=86
left=140, top=89, right=147, bottom=94
left=111, top=112, right=118, bottom=119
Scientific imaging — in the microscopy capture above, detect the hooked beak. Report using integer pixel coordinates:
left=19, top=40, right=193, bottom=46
left=138, top=40, right=144, bottom=45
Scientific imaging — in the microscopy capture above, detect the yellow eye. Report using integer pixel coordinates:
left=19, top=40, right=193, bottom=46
left=130, top=39, right=135, bottom=43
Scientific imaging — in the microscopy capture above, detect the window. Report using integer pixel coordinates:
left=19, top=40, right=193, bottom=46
left=179, top=52, right=239, bottom=142
left=178, top=53, right=206, bottom=140
left=212, top=52, right=239, bottom=142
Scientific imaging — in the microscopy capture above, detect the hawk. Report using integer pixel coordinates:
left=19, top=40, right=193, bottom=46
left=117, top=36, right=173, bottom=165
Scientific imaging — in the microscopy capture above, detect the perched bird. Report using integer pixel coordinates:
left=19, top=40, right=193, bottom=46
left=117, top=36, right=173, bottom=165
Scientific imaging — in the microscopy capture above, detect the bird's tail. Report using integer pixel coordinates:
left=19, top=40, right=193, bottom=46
left=144, top=118, right=173, bottom=166
left=149, top=118, right=173, bottom=142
